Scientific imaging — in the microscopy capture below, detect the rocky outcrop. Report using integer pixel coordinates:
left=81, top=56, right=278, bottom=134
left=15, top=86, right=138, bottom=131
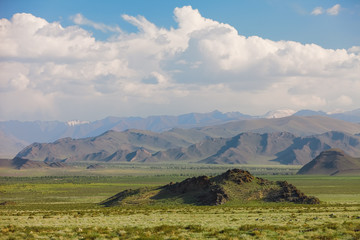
left=266, top=181, right=320, bottom=204
left=161, top=176, right=228, bottom=205
left=213, top=169, right=255, bottom=184
left=100, top=169, right=319, bottom=207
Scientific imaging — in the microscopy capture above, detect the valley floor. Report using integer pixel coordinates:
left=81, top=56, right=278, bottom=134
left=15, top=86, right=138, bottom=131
left=0, top=165, right=359, bottom=239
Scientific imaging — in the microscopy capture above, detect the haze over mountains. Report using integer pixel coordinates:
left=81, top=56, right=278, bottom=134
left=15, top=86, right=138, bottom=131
left=2, top=109, right=360, bottom=160
left=0, top=110, right=250, bottom=157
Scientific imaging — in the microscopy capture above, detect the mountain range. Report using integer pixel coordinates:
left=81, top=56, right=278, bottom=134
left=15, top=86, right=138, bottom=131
left=2, top=109, right=360, bottom=159
left=0, top=110, right=250, bottom=157
left=15, top=116, right=360, bottom=165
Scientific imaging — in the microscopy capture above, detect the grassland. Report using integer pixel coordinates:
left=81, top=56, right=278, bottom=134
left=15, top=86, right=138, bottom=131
left=1, top=164, right=360, bottom=239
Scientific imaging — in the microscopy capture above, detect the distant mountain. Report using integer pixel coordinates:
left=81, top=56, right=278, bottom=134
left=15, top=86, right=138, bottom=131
left=16, top=129, right=194, bottom=162
left=16, top=127, right=360, bottom=166
left=195, top=116, right=360, bottom=138
left=297, top=149, right=360, bottom=175
left=0, top=110, right=252, bottom=157
left=0, top=157, right=67, bottom=170
left=262, top=109, right=296, bottom=119
left=293, top=110, right=327, bottom=117
left=329, top=109, right=360, bottom=123
left=198, top=132, right=295, bottom=164
left=153, top=131, right=360, bottom=165
left=294, top=109, right=360, bottom=123
left=3, top=109, right=360, bottom=158
left=274, top=131, right=360, bottom=165
left=0, top=130, right=27, bottom=158
left=5, top=112, right=360, bottom=159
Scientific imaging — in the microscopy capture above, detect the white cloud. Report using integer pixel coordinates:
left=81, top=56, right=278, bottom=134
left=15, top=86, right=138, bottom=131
left=71, top=13, right=122, bottom=33
left=0, top=6, right=359, bottom=121
left=311, top=7, right=323, bottom=16
left=335, top=95, right=353, bottom=106
left=348, top=46, right=360, bottom=54
left=312, top=4, right=341, bottom=16
left=327, top=4, right=341, bottom=16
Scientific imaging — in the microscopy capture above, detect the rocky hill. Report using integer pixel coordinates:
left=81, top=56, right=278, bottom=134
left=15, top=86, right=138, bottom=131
left=297, top=149, right=360, bottom=175
left=100, top=169, right=320, bottom=206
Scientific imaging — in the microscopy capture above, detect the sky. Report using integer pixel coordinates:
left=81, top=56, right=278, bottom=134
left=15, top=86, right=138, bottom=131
left=0, top=0, right=360, bottom=121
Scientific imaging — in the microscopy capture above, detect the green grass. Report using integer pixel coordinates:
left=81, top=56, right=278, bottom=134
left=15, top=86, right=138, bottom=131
left=264, top=175, right=360, bottom=204
left=0, top=165, right=360, bottom=239
left=0, top=162, right=301, bottom=177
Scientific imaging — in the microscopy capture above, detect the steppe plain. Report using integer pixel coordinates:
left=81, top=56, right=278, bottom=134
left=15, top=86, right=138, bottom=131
left=1, top=164, right=359, bottom=239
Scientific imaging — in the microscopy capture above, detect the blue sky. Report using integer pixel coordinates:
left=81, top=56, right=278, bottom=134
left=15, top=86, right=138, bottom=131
left=0, top=0, right=360, bottom=121
left=1, top=0, right=359, bottom=49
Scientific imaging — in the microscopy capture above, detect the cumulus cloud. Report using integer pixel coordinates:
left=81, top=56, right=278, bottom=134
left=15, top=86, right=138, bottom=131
left=0, top=6, right=359, bottom=121
left=348, top=46, right=360, bottom=54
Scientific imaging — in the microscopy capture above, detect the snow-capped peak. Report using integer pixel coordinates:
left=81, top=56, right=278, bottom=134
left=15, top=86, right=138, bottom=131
left=66, top=120, right=90, bottom=126
left=263, top=109, right=296, bottom=119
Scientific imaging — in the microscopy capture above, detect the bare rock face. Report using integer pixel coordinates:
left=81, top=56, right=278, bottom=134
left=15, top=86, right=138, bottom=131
left=266, top=181, right=320, bottom=204
left=165, top=176, right=211, bottom=193
left=100, top=169, right=320, bottom=207
left=213, top=169, right=255, bottom=184
left=163, top=176, right=228, bottom=205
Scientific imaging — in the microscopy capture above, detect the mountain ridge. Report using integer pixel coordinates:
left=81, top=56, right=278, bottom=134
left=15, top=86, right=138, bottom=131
left=0, top=110, right=252, bottom=157
left=3, top=110, right=360, bottom=158
left=16, top=128, right=360, bottom=166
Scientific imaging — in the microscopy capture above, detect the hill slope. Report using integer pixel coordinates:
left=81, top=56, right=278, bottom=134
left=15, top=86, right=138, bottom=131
left=16, top=130, right=360, bottom=165
left=14, top=114, right=360, bottom=164
left=147, top=131, right=360, bottom=165
left=294, top=108, right=360, bottom=123
left=196, top=116, right=360, bottom=138
left=0, top=157, right=67, bottom=169
left=0, top=130, right=27, bottom=158
left=199, top=132, right=295, bottom=164
left=297, top=149, right=360, bottom=175
left=100, top=169, right=320, bottom=206
left=0, top=111, right=251, bottom=157
left=3, top=113, right=360, bottom=158
left=16, top=129, right=193, bottom=162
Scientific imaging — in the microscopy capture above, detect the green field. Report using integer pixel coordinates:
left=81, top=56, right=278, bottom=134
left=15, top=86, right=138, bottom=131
left=1, top=165, right=360, bottom=239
